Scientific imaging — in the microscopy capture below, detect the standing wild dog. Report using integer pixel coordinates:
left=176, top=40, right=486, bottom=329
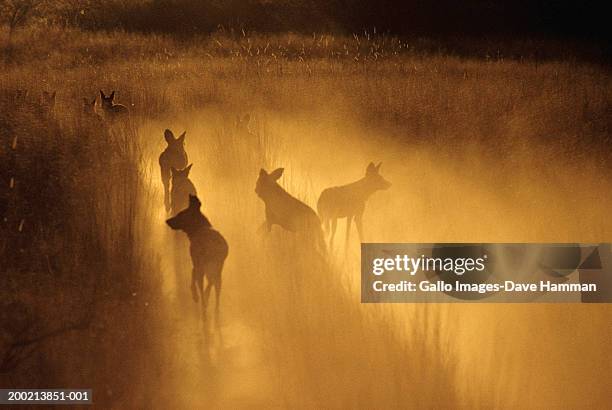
left=166, top=195, right=228, bottom=317
left=170, top=164, right=197, bottom=216
left=255, top=168, right=325, bottom=250
left=99, top=90, right=128, bottom=120
left=317, top=162, right=391, bottom=245
left=233, top=113, right=262, bottom=152
left=234, top=114, right=251, bottom=134
left=79, top=96, right=107, bottom=144
left=82, top=97, right=96, bottom=115
left=159, top=129, right=188, bottom=212
left=81, top=97, right=103, bottom=123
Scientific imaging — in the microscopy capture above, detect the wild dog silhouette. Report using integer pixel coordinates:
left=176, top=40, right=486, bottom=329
left=234, top=114, right=251, bottom=134
left=99, top=90, right=128, bottom=120
left=159, top=129, right=188, bottom=213
left=255, top=168, right=325, bottom=251
left=170, top=164, right=197, bottom=216
left=318, top=162, right=391, bottom=245
left=82, top=96, right=96, bottom=115
left=166, top=195, right=228, bottom=317
left=234, top=114, right=257, bottom=144
left=81, top=96, right=104, bottom=124
left=77, top=96, right=109, bottom=149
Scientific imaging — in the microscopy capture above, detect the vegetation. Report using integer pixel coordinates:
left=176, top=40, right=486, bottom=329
left=0, top=21, right=610, bottom=407
left=0, top=29, right=161, bottom=401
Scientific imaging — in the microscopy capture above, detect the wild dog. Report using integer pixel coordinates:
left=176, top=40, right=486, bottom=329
left=77, top=96, right=108, bottom=146
left=82, top=97, right=97, bottom=115
left=170, top=164, right=197, bottom=216
left=233, top=113, right=262, bottom=154
left=317, top=162, right=391, bottom=245
left=81, top=97, right=104, bottom=123
left=234, top=114, right=251, bottom=134
left=255, top=168, right=325, bottom=251
left=159, top=129, right=188, bottom=212
left=99, top=90, right=128, bottom=120
left=166, top=195, right=228, bottom=317
left=234, top=113, right=254, bottom=142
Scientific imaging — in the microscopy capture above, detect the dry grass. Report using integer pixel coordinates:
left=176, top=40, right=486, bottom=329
left=1, top=25, right=610, bottom=408
left=0, top=82, right=162, bottom=405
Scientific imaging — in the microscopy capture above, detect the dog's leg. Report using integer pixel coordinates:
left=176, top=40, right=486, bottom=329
left=201, top=278, right=212, bottom=317
left=257, top=220, right=271, bottom=235
left=214, top=277, right=222, bottom=312
left=162, top=175, right=171, bottom=213
left=355, top=212, right=364, bottom=243
left=345, top=215, right=352, bottom=248
left=191, top=268, right=199, bottom=302
left=330, top=218, right=338, bottom=249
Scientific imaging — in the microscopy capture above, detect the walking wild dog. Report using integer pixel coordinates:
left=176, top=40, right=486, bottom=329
left=166, top=195, right=228, bottom=317
left=159, top=129, right=188, bottom=212
left=99, top=90, right=128, bottom=120
left=170, top=164, right=197, bottom=216
left=255, top=168, right=325, bottom=251
left=317, top=162, right=391, bottom=245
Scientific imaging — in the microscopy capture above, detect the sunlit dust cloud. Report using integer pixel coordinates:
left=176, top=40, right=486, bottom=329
left=137, top=96, right=611, bottom=408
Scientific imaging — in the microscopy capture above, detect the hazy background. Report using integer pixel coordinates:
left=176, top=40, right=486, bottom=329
left=1, top=1, right=610, bottom=408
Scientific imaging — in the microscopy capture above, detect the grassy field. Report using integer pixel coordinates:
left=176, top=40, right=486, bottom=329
left=1, top=26, right=611, bottom=408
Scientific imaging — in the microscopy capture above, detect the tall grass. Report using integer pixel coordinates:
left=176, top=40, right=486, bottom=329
left=135, top=110, right=460, bottom=407
left=0, top=87, right=162, bottom=405
left=1, top=25, right=610, bottom=408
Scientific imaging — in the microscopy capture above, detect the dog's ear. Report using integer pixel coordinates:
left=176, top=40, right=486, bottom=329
left=164, top=129, right=174, bottom=143
left=269, top=168, right=284, bottom=181
left=366, top=162, right=376, bottom=175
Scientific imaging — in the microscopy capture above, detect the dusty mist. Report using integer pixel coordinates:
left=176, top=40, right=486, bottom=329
left=2, top=28, right=611, bottom=408
left=140, top=99, right=611, bottom=408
